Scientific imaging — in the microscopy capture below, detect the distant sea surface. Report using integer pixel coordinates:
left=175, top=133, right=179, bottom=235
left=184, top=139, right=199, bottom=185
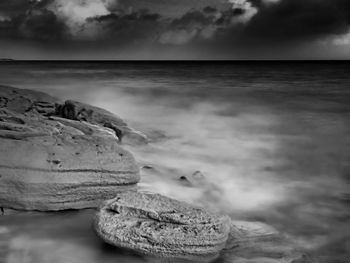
left=0, top=61, right=349, bottom=263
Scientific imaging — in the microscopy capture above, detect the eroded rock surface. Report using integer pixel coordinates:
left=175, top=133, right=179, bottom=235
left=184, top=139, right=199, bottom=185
left=223, top=221, right=311, bottom=263
left=56, top=100, right=148, bottom=144
left=0, top=86, right=141, bottom=211
left=95, top=192, right=312, bottom=263
left=94, top=191, right=232, bottom=262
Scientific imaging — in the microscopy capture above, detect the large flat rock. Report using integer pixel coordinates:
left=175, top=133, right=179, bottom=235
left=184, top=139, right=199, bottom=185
left=94, top=191, right=232, bottom=262
left=0, top=86, right=140, bottom=211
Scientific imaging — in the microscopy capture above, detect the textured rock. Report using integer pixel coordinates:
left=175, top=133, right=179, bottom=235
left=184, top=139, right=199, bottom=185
left=94, top=191, right=232, bottom=262
left=179, top=171, right=207, bottom=187
left=0, top=85, right=148, bottom=144
left=57, top=100, right=148, bottom=144
left=0, top=86, right=140, bottom=211
left=0, top=85, right=58, bottom=114
left=222, top=221, right=313, bottom=263
left=95, top=192, right=311, bottom=262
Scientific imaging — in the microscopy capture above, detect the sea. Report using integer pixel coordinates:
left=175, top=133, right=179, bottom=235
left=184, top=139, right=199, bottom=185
left=0, top=61, right=349, bottom=263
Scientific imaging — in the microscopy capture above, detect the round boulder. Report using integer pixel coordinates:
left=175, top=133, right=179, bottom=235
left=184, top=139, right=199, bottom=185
left=94, top=192, right=231, bottom=261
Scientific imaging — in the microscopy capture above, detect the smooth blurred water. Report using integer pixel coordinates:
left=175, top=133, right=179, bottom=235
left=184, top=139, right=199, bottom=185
left=0, top=61, right=349, bottom=263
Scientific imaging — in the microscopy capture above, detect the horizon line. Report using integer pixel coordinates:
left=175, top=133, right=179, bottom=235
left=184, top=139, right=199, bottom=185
left=1, top=59, right=350, bottom=62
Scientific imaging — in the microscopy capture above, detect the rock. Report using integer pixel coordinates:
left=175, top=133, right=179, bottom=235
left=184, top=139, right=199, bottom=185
left=221, top=221, right=311, bottom=263
left=0, top=86, right=140, bottom=211
left=141, top=165, right=154, bottom=170
left=0, top=85, right=59, bottom=114
left=49, top=116, right=118, bottom=140
left=57, top=100, right=126, bottom=128
left=94, top=192, right=232, bottom=262
left=0, top=85, right=148, bottom=145
left=57, top=100, right=148, bottom=144
left=30, top=101, right=57, bottom=116
left=121, top=127, right=149, bottom=145
left=178, top=171, right=206, bottom=188
left=179, top=176, right=193, bottom=187
left=192, top=170, right=205, bottom=180
left=95, top=192, right=310, bottom=263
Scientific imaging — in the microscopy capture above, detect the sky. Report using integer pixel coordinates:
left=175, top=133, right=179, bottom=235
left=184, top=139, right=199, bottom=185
left=0, top=0, right=350, bottom=59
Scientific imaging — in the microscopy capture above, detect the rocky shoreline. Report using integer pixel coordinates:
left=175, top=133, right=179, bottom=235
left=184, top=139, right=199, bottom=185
left=0, top=85, right=142, bottom=211
left=0, top=86, right=311, bottom=262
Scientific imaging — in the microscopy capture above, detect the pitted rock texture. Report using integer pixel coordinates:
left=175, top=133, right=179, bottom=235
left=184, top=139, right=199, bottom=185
left=0, top=86, right=140, bottom=211
left=94, top=192, right=232, bottom=261
left=95, top=192, right=311, bottom=263
left=0, top=85, right=148, bottom=144
left=56, top=100, right=148, bottom=144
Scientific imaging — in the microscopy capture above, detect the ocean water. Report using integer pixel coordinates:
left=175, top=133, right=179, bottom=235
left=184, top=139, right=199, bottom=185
left=0, top=61, right=349, bottom=263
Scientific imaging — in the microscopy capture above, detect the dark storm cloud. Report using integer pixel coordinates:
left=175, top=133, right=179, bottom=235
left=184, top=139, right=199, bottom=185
left=203, top=6, right=218, bottom=14
left=158, top=3, right=258, bottom=45
left=84, top=10, right=162, bottom=43
left=20, top=9, right=67, bottom=40
left=0, top=0, right=163, bottom=44
left=242, top=0, right=350, bottom=42
left=160, top=0, right=350, bottom=46
left=0, top=0, right=53, bottom=16
left=0, top=0, right=31, bottom=16
left=0, top=0, right=350, bottom=48
left=0, top=0, right=65, bottom=41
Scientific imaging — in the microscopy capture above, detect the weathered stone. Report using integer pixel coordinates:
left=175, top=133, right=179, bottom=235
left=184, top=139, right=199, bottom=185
left=95, top=192, right=310, bottom=262
left=0, top=85, right=59, bottom=113
left=178, top=171, right=207, bottom=188
left=222, top=221, right=313, bottom=263
left=58, top=100, right=126, bottom=126
left=57, top=100, right=148, bottom=144
left=49, top=116, right=118, bottom=140
left=94, top=192, right=232, bottom=262
left=192, top=170, right=205, bottom=180
left=0, top=86, right=140, bottom=211
left=0, top=85, right=148, bottom=145
left=30, top=101, right=57, bottom=116
left=179, top=176, right=193, bottom=187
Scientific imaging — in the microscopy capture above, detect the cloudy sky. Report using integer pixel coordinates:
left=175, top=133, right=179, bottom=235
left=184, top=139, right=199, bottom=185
left=0, top=0, right=350, bottom=59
